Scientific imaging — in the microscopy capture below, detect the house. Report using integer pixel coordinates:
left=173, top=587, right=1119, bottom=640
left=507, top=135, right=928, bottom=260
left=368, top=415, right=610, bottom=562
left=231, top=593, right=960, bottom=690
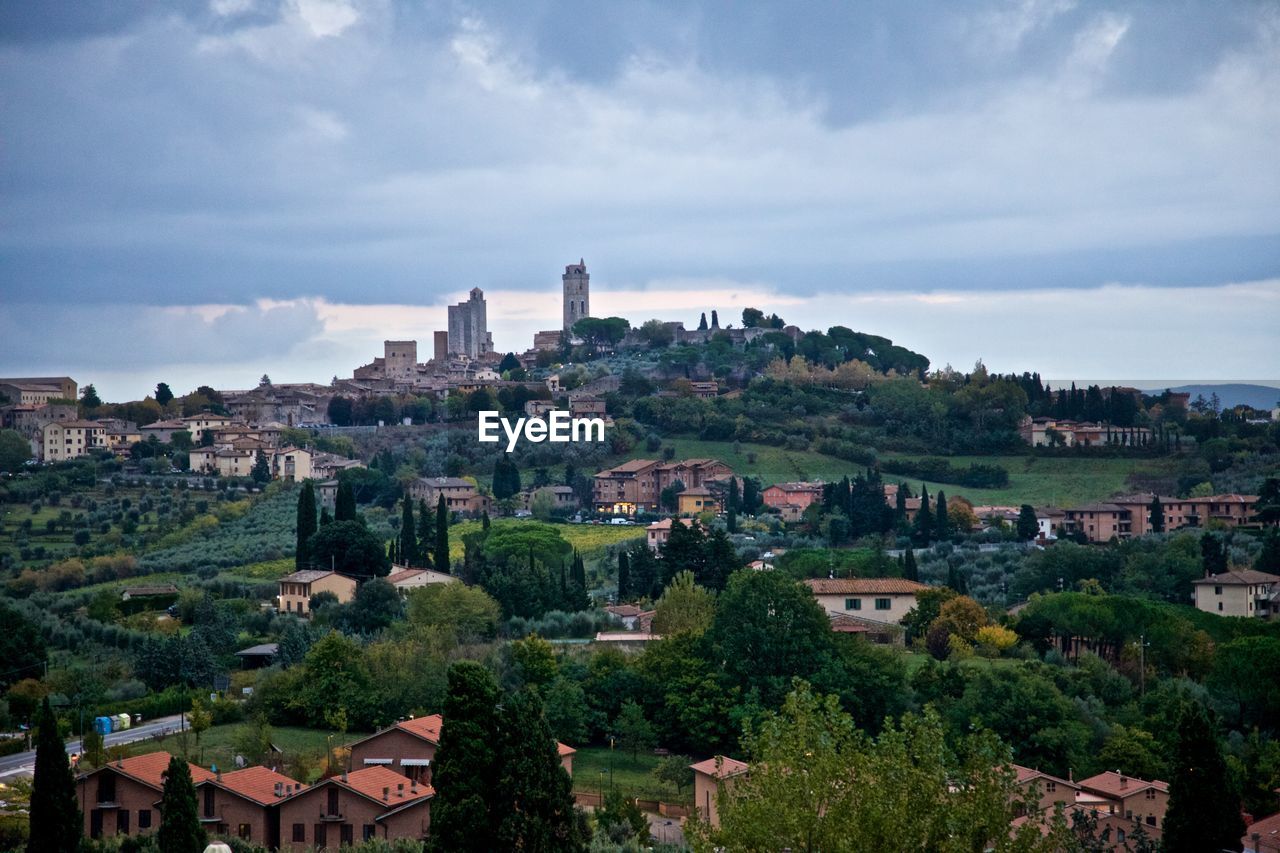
left=1019, top=417, right=1152, bottom=448
left=40, top=419, right=106, bottom=461
left=348, top=715, right=575, bottom=784
left=689, top=381, right=719, bottom=399
left=1111, top=492, right=1259, bottom=536
left=311, top=451, right=365, bottom=480
left=678, top=486, right=719, bottom=516
left=317, top=479, right=340, bottom=512
left=234, top=643, right=280, bottom=669
left=605, top=604, right=644, bottom=629
left=523, top=399, right=557, bottom=418
left=594, top=458, right=732, bottom=514
left=276, top=570, right=357, bottom=618
left=1062, top=503, right=1132, bottom=542
left=194, top=766, right=300, bottom=847
left=138, top=419, right=188, bottom=443
left=1074, top=771, right=1169, bottom=830
left=690, top=756, right=748, bottom=829
left=276, top=766, right=433, bottom=850
left=182, top=413, right=238, bottom=444
left=518, top=485, right=577, bottom=512
left=386, top=567, right=459, bottom=593
left=646, top=517, right=689, bottom=552
left=568, top=395, right=607, bottom=417
left=1011, top=764, right=1079, bottom=822
left=78, top=752, right=216, bottom=839
left=826, top=611, right=905, bottom=645
left=804, top=578, right=929, bottom=625
left=1192, top=569, right=1280, bottom=619
left=409, top=477, right=490, bottom=516
left=762, top=482, right=824, bottom=511
left=0, top=376, right=77, bottom=404
left=1244, top=811, right=1280, bottom=853
left=270, top=446, right=313, bottom=482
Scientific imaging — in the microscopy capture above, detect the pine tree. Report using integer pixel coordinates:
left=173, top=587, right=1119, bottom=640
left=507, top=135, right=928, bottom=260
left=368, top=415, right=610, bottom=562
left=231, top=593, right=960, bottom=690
left=429, top=662, right=502, bottom=853
left=1163, top=703, right=1244, bottom=852
left=935, top=491, right=950, bottom=539
left=251, top=449, right=272, bottom=483
left=157, top=755, right=205, bottom=853
left=28, top=697, right=80, bottom=853
left=335, top=480, right=357, bottom=522
left=495, top=690, right=585, bottom=851
left=400, top=497, right=418, bottom=566
left=1149, top=496, right=1165, bottom=533
left=436, top=494, right=450, bottom=573
left=726, top=477, right=739, bottom=533
left=617, top=550, right=631, bottom=600
left=903, top=548, right=918, bottom=582
left=295, top=480, right=317, bottom=570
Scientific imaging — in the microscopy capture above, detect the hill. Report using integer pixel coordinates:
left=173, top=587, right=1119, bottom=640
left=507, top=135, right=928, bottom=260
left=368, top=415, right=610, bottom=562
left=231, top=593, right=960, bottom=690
left=1160, top=383, right=1279, bottom=410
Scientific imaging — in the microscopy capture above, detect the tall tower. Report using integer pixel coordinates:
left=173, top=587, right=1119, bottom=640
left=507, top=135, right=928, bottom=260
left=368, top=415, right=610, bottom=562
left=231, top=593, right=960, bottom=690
left=562, top=259, right=590, bottom=332
left=447, top=288, right=493, bottom=359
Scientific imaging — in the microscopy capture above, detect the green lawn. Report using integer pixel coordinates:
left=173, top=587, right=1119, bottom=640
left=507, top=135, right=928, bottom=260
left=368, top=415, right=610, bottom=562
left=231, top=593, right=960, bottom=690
left=571, top=746, right=691, bottom=804
left=622, top=438, right=1163, bottom=507
left=447, top=519, right=645, bottom=562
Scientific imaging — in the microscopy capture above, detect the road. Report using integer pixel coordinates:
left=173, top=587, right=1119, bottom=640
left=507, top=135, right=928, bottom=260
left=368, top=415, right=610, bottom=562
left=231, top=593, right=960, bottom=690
left=0, top=714, right=187, bottom=778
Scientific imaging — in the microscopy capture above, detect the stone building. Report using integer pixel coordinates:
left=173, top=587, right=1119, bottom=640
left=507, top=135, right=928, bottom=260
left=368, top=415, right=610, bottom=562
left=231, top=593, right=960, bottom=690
left=562, top=259, right=590, bottom=331
left=447, top=288, right=493, bottom=359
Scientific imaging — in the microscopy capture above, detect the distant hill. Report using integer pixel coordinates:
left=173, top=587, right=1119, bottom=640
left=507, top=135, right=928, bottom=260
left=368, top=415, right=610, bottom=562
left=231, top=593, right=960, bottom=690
left=1156, top=384, right=1280, bottom=410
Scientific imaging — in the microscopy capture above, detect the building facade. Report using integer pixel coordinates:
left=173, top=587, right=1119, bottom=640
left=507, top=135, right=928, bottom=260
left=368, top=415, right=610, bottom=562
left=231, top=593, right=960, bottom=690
left=78, top=752, right=215, bottom=840
left=277, top=570, right=357, bottom=617
left=1192, top=569, right=1279, bottom=619
left=804, top=578, right=928, bottom=625
left=446, top=288, right=493, bottom=360
left=408, top=477, right=490, bottom=516
left=276, top=767, right=433, bottom=850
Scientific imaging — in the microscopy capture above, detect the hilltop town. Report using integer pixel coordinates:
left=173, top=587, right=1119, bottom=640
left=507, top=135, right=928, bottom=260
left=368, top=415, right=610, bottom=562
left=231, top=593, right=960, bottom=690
left=1, top=261, right=1279, bottom=853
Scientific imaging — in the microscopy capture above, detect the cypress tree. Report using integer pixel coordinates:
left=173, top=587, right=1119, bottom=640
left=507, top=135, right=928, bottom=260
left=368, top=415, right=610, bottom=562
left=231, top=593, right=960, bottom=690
left=617, top=550, right=631, bottom=600
left=418, top=499, right=435, bottom=568
left=1016, top=504, right=1039, bottom=541
left=903, top=548, right=919, bottom=582
left=319, top=506, right=333, bottom=526
left=1201, top=532, right=1227, bottom=574
left=698, top=312, right=708, bottom=331
left=436, top=494, right=450, bottom=573
left=157, top=755, right=205, bottom=853
left=295, top=480, right=317, bottom=570
left=28, top=697, right=80, bottom=853
left=482, top=510, right=491, bottom=531
left=429, top=662, right=502, bottom=853
left=935, top=490, right=950, bottom=539
left=400, top=497, right=418, bottom=566
left=914, top=485, right=933, bottom=544
left=334, top=480, right=357, bottom=522
left=726, top=477, right=739, bottom=533
left=1164, top=703, right=1244, bottom=852
left=495, top=690, right=585, bottom=851
left=1149, top=496, right=1165, bottom=533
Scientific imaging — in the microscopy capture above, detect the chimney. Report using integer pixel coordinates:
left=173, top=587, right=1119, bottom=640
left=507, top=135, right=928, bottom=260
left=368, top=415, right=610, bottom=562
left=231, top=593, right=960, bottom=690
left=216, top=769, right=222, bottom=781
left=382, top=786, right=390, bottom=801
left=397, top=782, right=405, bottom=798
left=1119, top=774, right=1127, bottom=789
left=411, top=780, right=418, bottom=794
left=274, top=782, right=283, bottom=797
left=341, top=772, right=348, bottom=783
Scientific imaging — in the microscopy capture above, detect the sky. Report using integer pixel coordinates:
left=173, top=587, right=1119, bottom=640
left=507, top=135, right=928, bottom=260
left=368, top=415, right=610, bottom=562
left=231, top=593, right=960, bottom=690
left=1, top=0, right=1278, bottom=400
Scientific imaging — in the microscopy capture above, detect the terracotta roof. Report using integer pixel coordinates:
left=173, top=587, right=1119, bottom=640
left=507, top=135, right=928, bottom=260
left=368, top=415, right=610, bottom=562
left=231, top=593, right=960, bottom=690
left=1193, top=570, right=1280, bottom=586
left=201, top=766, right=300, bottom=805
left=387, top=569, right=425, bottom=584
left=141, top=419, right=187, bottom=429
left=279, top=569, right=349, bottom=585
left=558, top=743, right=576, bottom=757
left=1011, top=764, right=1078, bottom=790
left=690, top=756, right=749, bottom=779
left=330, top=766, right=434, bottom=807
left=1076, top=770, right=1168, bottom=798
left=606, top=604, right=644, bottom=618
left=600, top=459, right=659, bottom=475
left=804, top=578, right=929, bottom=595
left=766, top=482, right=824, bottom=492
left=397, top=714, right=444, bottom=744
left=1066, top=503, right=1129, bottom=513
left=87, top=752, right=215, bottom=791
left=1244, top=811, right=1280, bottom=853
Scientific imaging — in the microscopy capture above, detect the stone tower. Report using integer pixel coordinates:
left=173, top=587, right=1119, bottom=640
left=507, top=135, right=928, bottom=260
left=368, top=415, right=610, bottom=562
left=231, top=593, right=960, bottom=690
left=562, top=259, right=590, bottom=332
left=447, top=288, right=493, bottom=359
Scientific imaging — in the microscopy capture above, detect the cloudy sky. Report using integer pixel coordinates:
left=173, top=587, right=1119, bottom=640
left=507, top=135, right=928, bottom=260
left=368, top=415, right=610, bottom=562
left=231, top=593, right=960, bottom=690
left=2, top=0, right=1278, bottom=400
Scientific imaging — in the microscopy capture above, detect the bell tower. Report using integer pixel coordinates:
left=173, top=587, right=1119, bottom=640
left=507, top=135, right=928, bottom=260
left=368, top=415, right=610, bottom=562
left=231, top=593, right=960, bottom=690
left=562, top=259, right=590, bottom=332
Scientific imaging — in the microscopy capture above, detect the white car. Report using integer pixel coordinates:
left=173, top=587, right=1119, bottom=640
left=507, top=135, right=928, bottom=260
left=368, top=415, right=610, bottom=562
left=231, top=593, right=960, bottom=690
left=610, top=517, right=631, bottom=525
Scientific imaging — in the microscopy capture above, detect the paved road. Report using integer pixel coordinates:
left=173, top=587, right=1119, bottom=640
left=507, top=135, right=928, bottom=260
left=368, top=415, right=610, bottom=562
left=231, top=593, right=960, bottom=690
left=0, top=714, right=187, bottom=778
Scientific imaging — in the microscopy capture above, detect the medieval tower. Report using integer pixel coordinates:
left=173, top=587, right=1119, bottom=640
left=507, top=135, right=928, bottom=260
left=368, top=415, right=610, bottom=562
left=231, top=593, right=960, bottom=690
left=562, top=259, right=590, bottom=331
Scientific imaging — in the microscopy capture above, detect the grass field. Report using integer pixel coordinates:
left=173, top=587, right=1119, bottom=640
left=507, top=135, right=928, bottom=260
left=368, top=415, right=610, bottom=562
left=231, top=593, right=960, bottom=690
left=623, top=438, right=1163, bottom=507
left=571, top=746, right=691, bottom=804
left=447, top=519, right=646, bottom=562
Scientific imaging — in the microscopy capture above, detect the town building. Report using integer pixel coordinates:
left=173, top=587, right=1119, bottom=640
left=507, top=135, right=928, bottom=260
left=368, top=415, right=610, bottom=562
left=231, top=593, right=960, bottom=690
left=193, top=766, right=300, bottom=846
left=1062, top=503, right=1132, bottom=542
left=0, top=376, right=77, bottom=405
left=1019, top=417, right=1153, bottom=448
left=1192, top=569, right=1280, bottom=619
left=276, top=570, right=358, bottom=617
left=408, top=476, right=490, bottom=516
left=562, top=259, right=590, bottom=331
left=138, top=419, right=188, bottom=443
left=532, top=330, right=563, bottom=351
left=518, top=485, right=578, bottom=513
left=762, top=482, right=824, bottom=519
left=1074, top=771, right=1168, bottom=830
left=386, top=567, right=460, bottom=593
left=803, top=577, right=928, bottom=625
left=1244, top=811, right=1280, bottom=853
left=78, top=751, right=216, bottom=840
left=181, top=412, right=237, bottom=444
left=1062, top=493, right=1260, bottom=542
left=40, top=419, right=106, bottom=461
left=677, top=486, right=719, bottom=516
left=276, top=766, right=433, bottom=850
left=690, top=756, right=748, bottom=829
left=593, top=458, right=733, bottom=514
left=447, top=288, right=493, bottom=360
left=1011, top=764, right=1079, bottom=824
left=645, top=517, right=685, bottom=551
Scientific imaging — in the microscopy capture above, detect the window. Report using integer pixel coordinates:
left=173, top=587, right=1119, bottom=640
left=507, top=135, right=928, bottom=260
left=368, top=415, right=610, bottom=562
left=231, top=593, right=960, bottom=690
left=1215, top=585, right=1223, bottom=595
left=1219, top=603, right=1224, bottom=611
left=292, top=824, right=305, bottom=843
left=118, top=809, right=130, bottom=834
left=98, top=774, right=116, bottom=803
left=204, top=786, right=215, bottom=818
left=1045, top=781, right=1056, bottom=792
left=364, top=824, right=377, bottom=841
left=875, top=598, right=891, bottom=610
left=314, top=825, right=326, bottom=847
left=327, top=787, right=340, bottom=816
left=238, top=824, right=251, bottom=839
left=1145, top=789, right=1155, bottom=800
left=341, top=824, right=354, bottom=845
left=138, top=810, right=152, bottom=830
left=1146, top=815, right=1156, bottom=826
left=845, top=598, right=861, bottom=610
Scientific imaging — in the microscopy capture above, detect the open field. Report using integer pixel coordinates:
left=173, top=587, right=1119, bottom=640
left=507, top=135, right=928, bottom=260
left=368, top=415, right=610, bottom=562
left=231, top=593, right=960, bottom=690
left=622, top=438, right=1165, bottom=507
left=447, top=519, right=646, bottom=562
left=571, top=746, right=691, bottom=804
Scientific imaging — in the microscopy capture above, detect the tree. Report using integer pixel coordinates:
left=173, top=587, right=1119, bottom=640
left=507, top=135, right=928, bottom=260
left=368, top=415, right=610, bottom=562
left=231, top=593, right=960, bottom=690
left=417, top=499, right=435, bottom=568
left=436, top=494, right=450, bottom=571
left=1149, top=496, right=1165, bottom=533
left=935, top=490, right=951, bottom=539
left=28, top=698, right=80, bottom=853
left=334, top=480, right=358, bottom=522
left=157, top=755, right=206, bottom=853
left=742, top=307, right=764, bottom=327
left=616, top=550, right=631, bottom=601
left=399, top=497, right=418, bottom=566
left=498, top=352, right=521, bottom=373
left=652, top=570, right=715, bottom=636
left=80, top=384, right=101, bottom=410
left=1163, top=703, right=1244, bottom=852
left=726, top=476, right=739, bottom=533
left=614, top=699, right=656, bottom=759
left=155, top=382, right=174, bottom=406
left=0, top=429, right=32, bottom=472
left=251, top=449, right=271, bottom=484
left=295, top=480, right=317, bottom=570
left=1201, top=532, right=1227, bottom=574
left=1255, top=477, right=1280, bottom=526
left=914, top=485, right=934, bottom=544
left=1016, top=505, right=1039, bottom=541
left=429, top=662, right=502, bottom=853
left=337, top=577, right=404, bottom=634
left=407, top=583, right=501, bottom=643
left=543, top=676, right=591, bottom=745
left=0, top=601, right=46, bottom=691
left=493, top=458, right=522, bottom=500
left=902, top=548, right=919, bottom=582
left=495, top=689, right=585, bottom=851
left=188, top=697, right=212, bottom=763
left=307, top=520, right=390, bottom=577
left=698, top=312, right=708, bottom=331
left=654, top=754, right=695, bottom=796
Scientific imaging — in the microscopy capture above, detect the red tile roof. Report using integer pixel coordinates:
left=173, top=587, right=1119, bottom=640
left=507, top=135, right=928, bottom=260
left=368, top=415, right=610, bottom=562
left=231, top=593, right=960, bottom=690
left=334, top=766, right=434, bottom=806
left=397, top=714, right=444, bottom=743
left=558, top=743, right=577, bottom=757
left=689, top=756, right=749, bottom=779
left=91, top=752, right=215, bottom=791
left=1077, top=770, right=1168, bottom=798
left=1192, top=569, right=1280, bottom=586
left=201, top=766, right=300, bottom=805
left=1011, top=764, right=1078, bottom=789
left=1244, top=811, right=1280, bottom=853
left=804, top=578, right=929, bottom=595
